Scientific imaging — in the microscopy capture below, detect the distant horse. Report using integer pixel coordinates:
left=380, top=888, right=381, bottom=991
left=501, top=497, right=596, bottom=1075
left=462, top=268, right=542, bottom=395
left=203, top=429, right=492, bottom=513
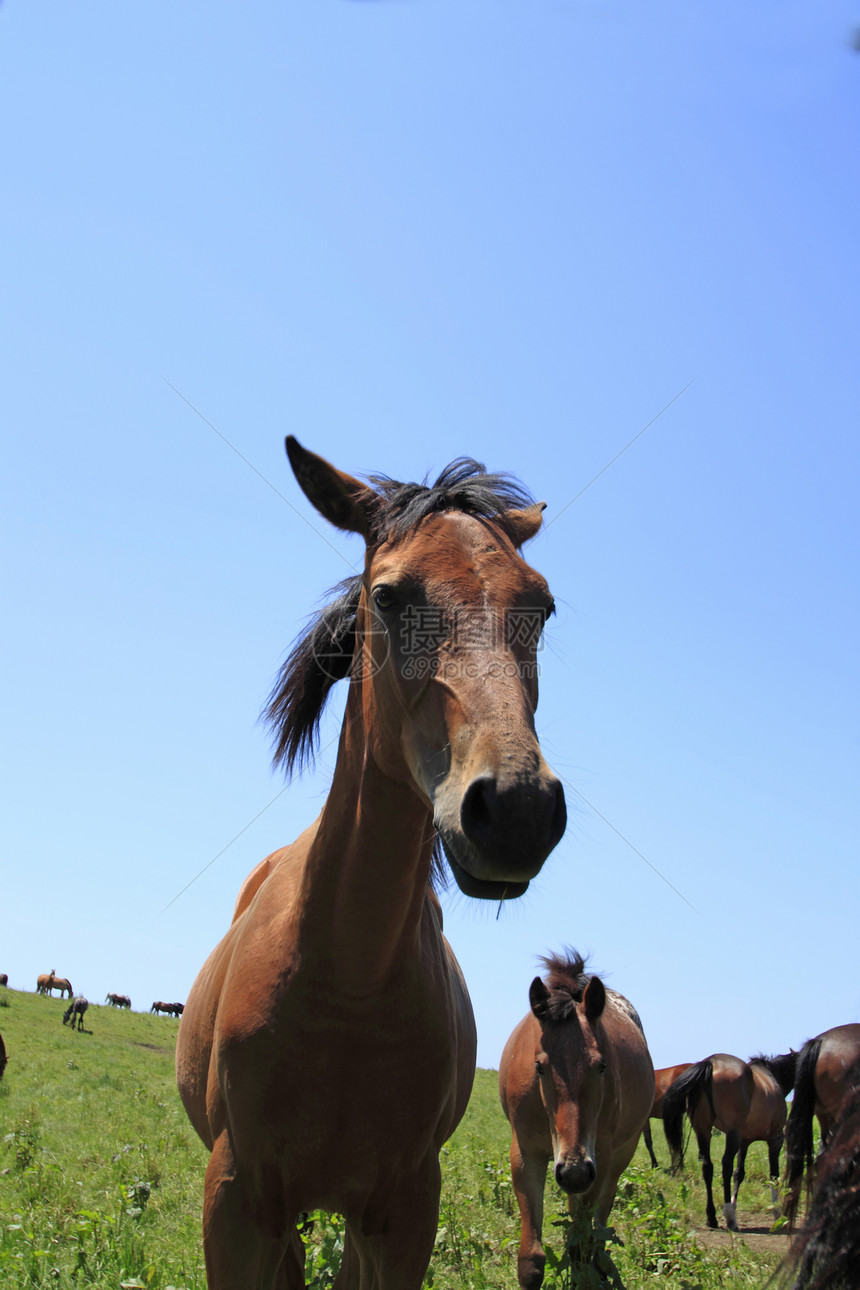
left=642, top=1063, right=693, bottom=1168
left=170, top=1002, right=184, bottom=1017
left=499, top=951, right=654, bottom=1288
left=62, top=996, right=88, bottom=1031
left=176, top=440, right=565, bottom=1289
left=36, top=970, right=56, bottom=995
left=0, top=973, right=8, bottom=988
left=783, top=1023, right=860, bottom=1226
left=728, top=1051, right=797, bottom=1220
left=106, top=993, right=132, bottom=1008
left=663, top=1053, right=755, bottom=1230
left=50, top=976, right=74, bottom=999
left=780, top=1061, right=860, bottom=1289
left=150, top=1001, right=173, bottom=1015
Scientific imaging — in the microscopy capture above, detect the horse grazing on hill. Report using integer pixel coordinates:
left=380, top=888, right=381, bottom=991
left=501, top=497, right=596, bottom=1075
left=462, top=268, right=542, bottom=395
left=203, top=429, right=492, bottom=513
left=642, top=1063, right=693, bottom=1168
left=780, top=1062, right=860, bottom=1289
left=50, top=976, right=73, bottom=998
left=36, top=970, right=56, bottom=995
left=663, top=1053, right=755, bottom=1230
left=150, top=1001, right=173, bottom=1015
left=170, top=1002, right=184, bottom=1016
left=62, top=996, right=88, bottom=1031
left=0, top=973, right=8, bottom=988
left=783, top=1023, right=860, bottom=1226
left=106, top=993, right=131, bottom=1008
left=176, top=439, right=566, bottom=1290
left=499, top=951, right=654, bottom=1288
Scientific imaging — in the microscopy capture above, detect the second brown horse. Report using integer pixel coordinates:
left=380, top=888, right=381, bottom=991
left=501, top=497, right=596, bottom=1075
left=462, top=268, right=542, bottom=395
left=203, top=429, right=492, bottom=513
left=499, top=952, right=654, bottom=1289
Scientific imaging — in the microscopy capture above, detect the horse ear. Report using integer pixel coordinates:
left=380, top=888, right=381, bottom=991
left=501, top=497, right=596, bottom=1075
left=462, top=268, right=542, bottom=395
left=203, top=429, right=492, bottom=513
left=583, top=975, right=606, bottom=1022
left=505, top=502, right=546, bottom=548
left=529, top=976, right=551, bottom=1021
left=286, top=437, right=377, bottom=540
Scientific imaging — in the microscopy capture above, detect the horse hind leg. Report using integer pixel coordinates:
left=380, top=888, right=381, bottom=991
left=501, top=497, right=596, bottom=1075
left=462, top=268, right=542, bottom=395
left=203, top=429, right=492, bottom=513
left=696, top=1132, right=718, bottom=1229
left=722, top=1129, right=740, bottom=1230
left=643, top=1121, right=659, bottom=1169
left=730, top=1138, right=749, bottom=1224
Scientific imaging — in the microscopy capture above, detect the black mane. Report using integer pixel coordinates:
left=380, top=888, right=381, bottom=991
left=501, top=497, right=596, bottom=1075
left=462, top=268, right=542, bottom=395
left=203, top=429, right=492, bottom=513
left=749, top=1050, right=798, bottom=1097
left=366, top=458, right=536, bottom=545
left=537, top=950, right=594, bottom=1023
left=264, top=458, right=537, bottom=777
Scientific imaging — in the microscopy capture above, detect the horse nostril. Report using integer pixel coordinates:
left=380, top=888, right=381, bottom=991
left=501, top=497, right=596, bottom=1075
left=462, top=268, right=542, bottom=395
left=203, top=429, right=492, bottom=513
left=460, top=776, right=497, bottom=849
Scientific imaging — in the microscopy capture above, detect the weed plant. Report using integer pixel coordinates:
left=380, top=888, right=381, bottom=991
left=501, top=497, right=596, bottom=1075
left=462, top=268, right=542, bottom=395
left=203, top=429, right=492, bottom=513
left=0, top=991, right=789, bottom=1287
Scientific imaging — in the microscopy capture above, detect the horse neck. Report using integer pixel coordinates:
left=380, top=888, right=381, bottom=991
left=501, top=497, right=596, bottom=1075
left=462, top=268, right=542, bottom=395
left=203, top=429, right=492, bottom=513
left=304, top=684, right=436, bottom=990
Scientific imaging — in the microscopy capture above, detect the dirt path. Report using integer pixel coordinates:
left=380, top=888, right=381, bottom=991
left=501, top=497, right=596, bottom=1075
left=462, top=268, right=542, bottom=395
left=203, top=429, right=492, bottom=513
left=691, top=1211, right=791, bottom=1257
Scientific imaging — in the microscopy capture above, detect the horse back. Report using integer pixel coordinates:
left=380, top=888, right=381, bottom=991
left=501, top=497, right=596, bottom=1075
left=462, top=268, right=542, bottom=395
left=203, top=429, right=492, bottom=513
left=708, top=1054, right=754, bottom=1133
left=600, top=995, right=655, bottom=1146
left=652, top=1063, right=694, bottom=1118
left=816, top=1024, right=860, bottom=1121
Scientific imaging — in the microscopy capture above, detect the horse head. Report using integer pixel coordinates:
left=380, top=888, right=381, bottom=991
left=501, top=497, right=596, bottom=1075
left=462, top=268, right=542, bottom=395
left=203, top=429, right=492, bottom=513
left=529, top=956, right=608, bottom=1195
left=274, top=438, right=566, bottom=901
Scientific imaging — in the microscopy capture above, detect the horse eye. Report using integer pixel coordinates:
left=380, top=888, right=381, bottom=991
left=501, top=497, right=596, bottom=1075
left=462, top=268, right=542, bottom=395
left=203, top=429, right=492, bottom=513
left=535, top=1060, right=543, bottom=1075
left=372, top=585, right=397, bottom=611
left=597, top=1059, right=607, bottom=1075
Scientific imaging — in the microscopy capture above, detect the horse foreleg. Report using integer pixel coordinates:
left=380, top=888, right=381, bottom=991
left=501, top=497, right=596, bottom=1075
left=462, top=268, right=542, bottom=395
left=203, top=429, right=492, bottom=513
left=696, top=1132, right=718, bottom=1229
left=722, top=1130, right=740, bottom=1230
left=201, top=1133, right=304, bottom=1290
left=510, top=1141, right=550, bottom=1290
left=333, top=1152, right=442, bottom=1290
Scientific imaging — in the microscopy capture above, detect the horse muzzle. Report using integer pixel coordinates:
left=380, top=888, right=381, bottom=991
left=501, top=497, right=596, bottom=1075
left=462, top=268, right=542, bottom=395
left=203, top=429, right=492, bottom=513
left=438, top=771, right=566, bottom=900
left=554, top=1155, right=597, bottom=1195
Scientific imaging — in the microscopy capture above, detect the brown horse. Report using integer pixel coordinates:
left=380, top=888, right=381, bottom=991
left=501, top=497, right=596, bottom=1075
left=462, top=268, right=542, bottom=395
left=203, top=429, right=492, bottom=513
left=62, top=996, right=88, bottom=1031
left=663, top=1053, right=755, bottom=1230
left=642, top=1063, right=693, bottom=1168
left=727, top=1052, right=796, bottom=1220
left=499, top=952, right=654, bottom=1289
left=783, top=1022, right=860, bottom=1226
left=49, top=976, right=74, bottom=998
left=780, top=1059, right=860, bottom=1289
left=36, top=970, right=56, bottom=995
left=176, top=440, right=566, bottom=1289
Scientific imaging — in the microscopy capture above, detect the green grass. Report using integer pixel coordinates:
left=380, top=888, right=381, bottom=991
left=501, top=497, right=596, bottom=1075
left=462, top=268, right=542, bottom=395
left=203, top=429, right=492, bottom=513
left=0, top=988, right=789, bottom=1288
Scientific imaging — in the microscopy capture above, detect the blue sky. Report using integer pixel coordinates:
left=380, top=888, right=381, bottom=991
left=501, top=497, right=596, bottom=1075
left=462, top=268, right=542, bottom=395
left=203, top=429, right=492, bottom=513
left=2, top=0, right=859, bottom=1072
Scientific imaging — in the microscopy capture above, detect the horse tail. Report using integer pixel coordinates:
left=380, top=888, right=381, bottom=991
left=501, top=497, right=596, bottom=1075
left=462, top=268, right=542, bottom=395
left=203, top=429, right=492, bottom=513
left=784, top=1035, right=823, bottom=1225
left=662, top=1059, right=713, bottom=1171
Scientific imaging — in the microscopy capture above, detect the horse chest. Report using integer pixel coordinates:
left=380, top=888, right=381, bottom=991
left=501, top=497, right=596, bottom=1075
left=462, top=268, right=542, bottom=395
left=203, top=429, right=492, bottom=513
left=220, top=973, right=454, bottom=1155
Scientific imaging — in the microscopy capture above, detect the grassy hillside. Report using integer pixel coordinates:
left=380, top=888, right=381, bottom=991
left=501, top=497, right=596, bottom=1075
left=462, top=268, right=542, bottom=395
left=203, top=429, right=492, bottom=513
left=0, top=988, right=791, bottom=1288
